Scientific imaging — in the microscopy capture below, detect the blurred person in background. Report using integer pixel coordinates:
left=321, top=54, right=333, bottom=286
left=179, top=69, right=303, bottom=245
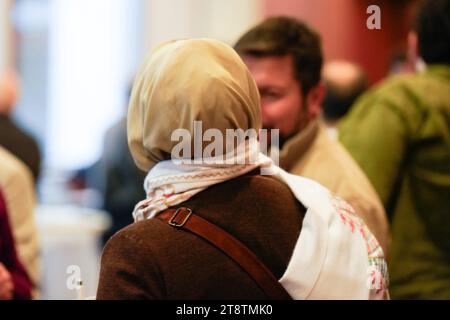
left=0, top=70, right=41, bottom=183
left=322, top=60, right=368, bottom=139
left=388, top=51, right=419, bottom=75
left=0, top=146, right=40, bottom=298
left=234, top=17, right=389, bottom=255
left=93, top=114, right=146, bottom=244
left=339, top=0, right=450, bottom=299
left=0, top=189, right=32, bottom=300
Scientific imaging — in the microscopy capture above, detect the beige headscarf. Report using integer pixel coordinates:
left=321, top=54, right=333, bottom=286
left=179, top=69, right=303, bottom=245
left=127, top=38, right=261, bottom=172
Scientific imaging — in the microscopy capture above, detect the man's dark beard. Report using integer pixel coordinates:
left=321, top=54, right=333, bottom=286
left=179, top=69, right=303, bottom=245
left=263, top=128, right=295, bottom=149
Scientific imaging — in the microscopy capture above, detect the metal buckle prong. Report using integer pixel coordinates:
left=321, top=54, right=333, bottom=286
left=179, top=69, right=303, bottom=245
left=168, top=207, right=192, bottom=227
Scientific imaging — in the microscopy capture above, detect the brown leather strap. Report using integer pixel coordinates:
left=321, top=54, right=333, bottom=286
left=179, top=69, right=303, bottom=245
left=157, top=207, right=292, bottom=300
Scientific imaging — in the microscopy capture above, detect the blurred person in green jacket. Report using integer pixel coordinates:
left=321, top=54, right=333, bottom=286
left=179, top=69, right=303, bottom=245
left=339, top=0, right=450, bottom=299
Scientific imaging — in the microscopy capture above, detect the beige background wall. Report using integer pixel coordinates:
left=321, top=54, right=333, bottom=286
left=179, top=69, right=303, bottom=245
left=143, top=0, right=262, bottom=52
left=0, top=0, right=13, bottom=73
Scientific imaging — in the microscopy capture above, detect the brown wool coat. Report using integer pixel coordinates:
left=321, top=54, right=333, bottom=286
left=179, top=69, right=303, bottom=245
left=96, top=171, right=305, bottom=299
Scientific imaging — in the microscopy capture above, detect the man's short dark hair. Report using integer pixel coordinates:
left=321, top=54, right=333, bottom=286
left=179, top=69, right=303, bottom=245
left=415, top=0, right=450, bottom=65
left=234, top=16, right=323, bottom=96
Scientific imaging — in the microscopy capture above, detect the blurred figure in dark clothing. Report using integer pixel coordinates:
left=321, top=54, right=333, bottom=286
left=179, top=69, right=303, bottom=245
left=95, top=117, right=146, bottom=243
left=0, top=70, right=41, bottom=182
left=85, top=85, right=146, bottom=244
left=322, top=60, right=368, bottom=139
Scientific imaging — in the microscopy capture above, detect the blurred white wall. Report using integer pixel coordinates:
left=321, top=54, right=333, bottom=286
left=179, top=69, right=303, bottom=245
left=143, top=0, right=262, bottom=52
left=0, top=0, right=12, bottom=73
left=46, top=0, right=143, bottom=170
left=195, top=0, right=262, bottom=44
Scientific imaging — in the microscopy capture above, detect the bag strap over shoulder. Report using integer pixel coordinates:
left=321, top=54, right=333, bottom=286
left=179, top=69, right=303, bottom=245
left=157, top=207, right=292, bottom=300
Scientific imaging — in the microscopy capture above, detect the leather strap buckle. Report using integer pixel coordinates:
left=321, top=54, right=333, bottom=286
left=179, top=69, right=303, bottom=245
left=168, top=207, right=192, bottom=227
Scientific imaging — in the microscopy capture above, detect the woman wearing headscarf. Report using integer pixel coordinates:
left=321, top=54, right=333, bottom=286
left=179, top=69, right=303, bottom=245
left=96, top=39, right=388, bottom=300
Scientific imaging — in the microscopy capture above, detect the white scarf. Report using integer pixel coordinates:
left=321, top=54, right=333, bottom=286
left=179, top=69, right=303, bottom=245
left=132, top=142, right=389, bottom=300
